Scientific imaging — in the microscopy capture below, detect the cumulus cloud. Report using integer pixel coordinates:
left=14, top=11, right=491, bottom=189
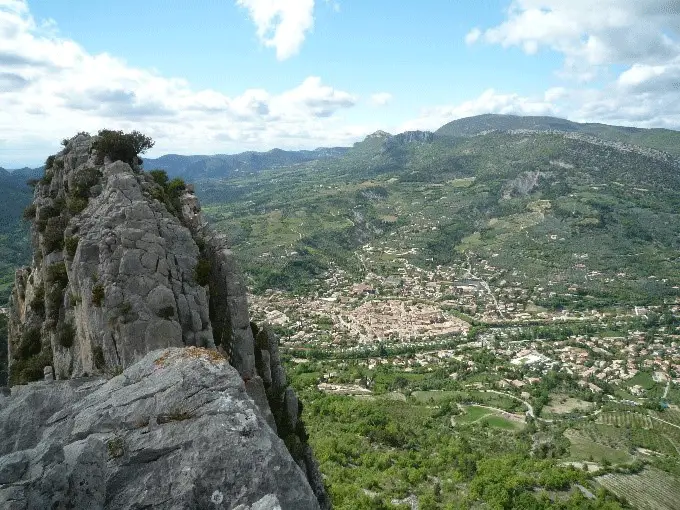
left=0, top=0, right=361, bottom=166
left=462, top=0, right=680, bottom=131
left=370, top=92, right=392, bottom=107
left=464, top=28, right=481, bottom=45
left=278, top=76, right=356, bottom=117
left=236, top=0, right=315, bottom=60
left=400, top=88, right=560, bottom=132
left=466, top=0, right=680, bottom=77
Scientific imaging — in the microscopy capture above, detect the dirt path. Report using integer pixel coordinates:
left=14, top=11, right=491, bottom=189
left=465, top=404, right=526, bottom=424
left=479, top=389, right=544, bottom=421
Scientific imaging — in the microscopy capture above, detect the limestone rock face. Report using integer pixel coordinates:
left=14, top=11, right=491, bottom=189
left=0, top=348, right=320, bottom=509
left=8, top=135, right=216, bottom=381
left=5, top=133, right=330, bottom=508
left=65, top=159, right=214, bottom=376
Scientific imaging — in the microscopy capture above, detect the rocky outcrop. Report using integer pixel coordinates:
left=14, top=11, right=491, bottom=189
left=8, top=133, right=214, bottom=382
left=5, top=133, right=330, bottom=508
left=0, top=347, right=320, bottom=509
left=382, top=130, right=434, bottom=151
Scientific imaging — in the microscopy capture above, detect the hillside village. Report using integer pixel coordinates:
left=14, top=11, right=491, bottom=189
left=248, top=240, right=680, bottom=404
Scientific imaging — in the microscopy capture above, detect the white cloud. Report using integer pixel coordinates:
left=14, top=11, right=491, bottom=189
left=370, top=92, right=392, bottom=107
left=400, top=89, right=559, bottom=132
left=467, top=0, right=680, bottom=78
left=464, top=28, right=481, bottom=45
left=278, top=76, right=356, bottom=117
left=0, top=1, right=361, bottom=166
left=461, top=0, right=680, bottom=132
left=236, top=0, right=315, bottom=60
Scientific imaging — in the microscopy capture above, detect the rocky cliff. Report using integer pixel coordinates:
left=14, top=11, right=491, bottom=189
left=2, top=132, right=329, bottom=509
left=0, top=348, right=319, bottom=509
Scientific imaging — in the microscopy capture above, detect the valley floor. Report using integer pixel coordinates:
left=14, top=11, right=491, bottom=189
left=246, top=248, right=680, bottom=509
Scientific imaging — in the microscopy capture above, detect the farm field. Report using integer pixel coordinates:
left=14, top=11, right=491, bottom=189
left=454, top=405, right=525, bottom=429
left=543, top=395, right=595, bottom=417
left=596, top=468, right=680, bottom=510
left=564, top=429, right=634, bottom=465
left=595, top=411, right=680, bottom=456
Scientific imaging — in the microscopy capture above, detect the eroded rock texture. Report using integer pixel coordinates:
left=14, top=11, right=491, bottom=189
left=0, top=348, right=319, bottom=509
left=4, top=134, right=329, bottom=509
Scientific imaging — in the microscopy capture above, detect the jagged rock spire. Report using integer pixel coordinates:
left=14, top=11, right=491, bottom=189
left=5, top=132, right=329, bottom=508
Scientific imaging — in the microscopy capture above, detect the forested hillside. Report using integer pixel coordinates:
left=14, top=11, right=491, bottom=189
left=0, top=167, right=40, bottom=302
left=200, top=126, right=680, bottom=308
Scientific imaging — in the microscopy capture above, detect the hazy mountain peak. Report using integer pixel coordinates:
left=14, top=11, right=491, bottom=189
left=365, top=130, right=392, bottom=140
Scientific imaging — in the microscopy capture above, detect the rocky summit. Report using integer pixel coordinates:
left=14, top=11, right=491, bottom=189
left=1, top=132, right=329, bottom=509
left=0, top=348, right=318, bottom=509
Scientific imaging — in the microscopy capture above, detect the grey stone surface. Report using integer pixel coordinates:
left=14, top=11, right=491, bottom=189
left=0, top=348, right=320, bottom=509
left=284, top=387, right=299, bottom=431
left=245, top=376, right=278, bottom=433
left=6, top=134, right=330, bottom=509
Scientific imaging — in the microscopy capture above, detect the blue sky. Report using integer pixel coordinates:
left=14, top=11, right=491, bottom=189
left=1, top=0, right=679, bottom=166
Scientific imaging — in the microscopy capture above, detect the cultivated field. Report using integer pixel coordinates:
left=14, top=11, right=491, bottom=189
left=596, top=468, right=680, bottom=510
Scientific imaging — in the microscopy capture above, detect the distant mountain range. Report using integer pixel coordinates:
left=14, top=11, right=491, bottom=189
left=435, top=114, right=680, bottom=158
left=5, top=114, right=679, bottom=179
left=0, top=166, right=42, bottom=300
left=142, top=147, right=349, bottom=180
left=189, top=115, right=680, bottom=306
left=1, top=114, right=679, bottom=304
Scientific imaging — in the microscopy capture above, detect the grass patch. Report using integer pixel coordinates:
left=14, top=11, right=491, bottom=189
left=92, top=283, right=104, bottom=307
left=565, top=429, right=633, bottom=464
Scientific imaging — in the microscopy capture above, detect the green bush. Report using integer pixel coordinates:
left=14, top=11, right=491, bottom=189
left=120, top=301, right=132, bottom=315
left=56, top=322, right=76, bottom=348
left=91, top=129, right=154, bottom=165
left=194, top=258, right=211, bottom=286
left=93, top=345, right=105, bottom=369
left=46, top=263, right=68, bottom=320
left=46, top=287, right=63, bottom=320
left=150, top=169, right=169, bottom=187
left=30, top=285, right=45, bottom=317
left=45, top=155, right=55, bottom=169
left=22, top=203, right=36, bottom=221
left=43, top=215, right=67, bottom=253
left=67, top=196, right=88, bottom=214
left=36, top=204, right=58, bottom=232
left=166, top=177, right=186, bottom=196
left=92, top=283, right=105, bottom=307
left=46, top=262, right=68, bottom=287
left=146, top=171, right=187, bottom=217
left=8, top=346, right=52, bottom=386
left=17, top=327, right=41, bottom=358
left=71, top=167, right=100, bottom=197
left=36, top=197, right=65, bottom=233
left=64, top=236, right=79, bottom=257
left=66, top=166, right=101, bottom=214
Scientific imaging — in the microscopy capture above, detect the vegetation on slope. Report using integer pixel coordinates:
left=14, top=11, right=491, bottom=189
left=201, top=129, right=680, bottom=307
left=287, top=358, right=635, bottom=509
left=436, top=114, right=680, bottom=158
left=0, top=314, right=7, bottom=386
left=0, top=168, right=39, bottom=302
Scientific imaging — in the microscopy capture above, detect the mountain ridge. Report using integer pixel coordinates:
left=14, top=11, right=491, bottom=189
left=1, top=114, right=679, bottom=305
left=436, top=114, right=680, bottom=157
